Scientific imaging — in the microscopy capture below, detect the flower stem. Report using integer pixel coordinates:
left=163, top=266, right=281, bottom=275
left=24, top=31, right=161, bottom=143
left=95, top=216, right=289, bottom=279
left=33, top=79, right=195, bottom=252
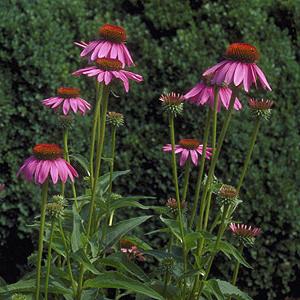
left=197, top=205, right=230, bottom=296
left=35, top=180, right=49, bottom=300
left=182, top=159, right=191, bottom=203
left=189, top=109, right=211, bottom=229
left=108, top=126, right=117, bottom=226
left=63, top=128, right=78, bottom=210
left=89, top=82, right=103, bottom=189
left=236, top=117, right=261, bottom=194
left=59, top=219, right=77, bottom=297
left=44, top=218, right=55, bottom=300
left=169, top=114, right=187, bottom=296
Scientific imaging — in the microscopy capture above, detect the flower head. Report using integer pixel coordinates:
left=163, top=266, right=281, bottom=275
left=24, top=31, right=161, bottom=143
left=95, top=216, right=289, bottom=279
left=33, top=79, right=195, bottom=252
left=160, top=92, right=184, bottom=116
left=72, top=58, right=143, bottom=92
left=12, top=294, right=27, bottom=300
left=120, top=239, right=145, bottom=262
left=203, top=43, right=271, bottom=92
left=107, top=111, right=125, bottom=127
left=163, top=139, right=212, bottom=166
left=17, top=144, right=78, bottom=185
left=217, top=184, right=239, bottom=206
left=166, top=197, right=187, bottom=214
left=42, top=87, right=91, bottom=115
left=248, top=98, right=274, bottom=120
left=47, top=202, right=65, bottom=219
left=229, top=223, right=261, bottom=246
left=79, top=24, right=134, bottom=66
left=184, top=76, right=242, bottom=111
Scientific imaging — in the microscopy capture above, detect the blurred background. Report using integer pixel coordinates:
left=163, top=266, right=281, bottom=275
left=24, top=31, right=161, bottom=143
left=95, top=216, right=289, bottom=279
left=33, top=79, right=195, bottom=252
left=0, top=0, right=299, bottom=299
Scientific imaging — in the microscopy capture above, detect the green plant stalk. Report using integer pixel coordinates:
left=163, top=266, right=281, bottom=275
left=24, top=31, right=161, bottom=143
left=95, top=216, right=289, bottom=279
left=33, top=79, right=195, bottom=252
left=35, top=180, right=49, bottom=300
left=89, top=82, right=103, bottom=189
left=197, top=205, right=230, bottom=296
left=202, top=87, right=219, bottom=230
left=169, top=114, right=187, bottom=296
left=44, top=219, right=55, bottom=300
left=228, top=243, right=244, bottom=300
left=58, top=219, right=77, bottom=297
left=236, top=117, right=261, bottom=194
left=182, top=159, right=191, bottom=203
left=195, top=89, right=238, bottom=235
left=63, top=128, right=79, bottom=210
left=77, top=86, right=110, bottom=300
left=189, top=109, right=211, bottom=229
left=108, top=125, right=117, bottom=226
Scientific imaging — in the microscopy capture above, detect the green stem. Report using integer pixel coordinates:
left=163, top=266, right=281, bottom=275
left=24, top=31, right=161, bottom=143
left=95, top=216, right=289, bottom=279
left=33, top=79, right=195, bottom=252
left=63, top=128, right=79, bottom=210
left=169, top=114, right=187, bottom=296
left=108, top=126, right=117, bottom=226
left=236, top=118, right=261, bottom=194
left=59, top=220, right=77, bottom=297
left=89, top=83, right=103, bottom=189
left=35, top=180, right=49, bottom=300
left=182, top=159, right=191, bottom=203
left=44, top=219, right=56, bottom=300
left=229, top=244, right=244, bottom=300
left=189, top=109, right=211, bottom=229
left=197, top=205, right=230, bottom=296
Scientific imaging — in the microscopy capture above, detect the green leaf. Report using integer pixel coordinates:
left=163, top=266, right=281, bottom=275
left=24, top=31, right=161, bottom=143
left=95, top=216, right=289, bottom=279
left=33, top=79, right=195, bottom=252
left=71, top=249, right=100, bottom=275
left=103, top=215, right=152, bottom=249
left=212, top=279, right=252, bottom=300
left=97, top=170, right=130, bottom=194
left=160, top=216, right=183, bottom=242
left=71, top=204, right=83, bottom=253
left=83, top=272, right=164, bottom=300
left=218, top=241, right=252, bottom=269
left=69, top=154, right=90, bottom=176
left=109, top=196, right=155, bottom=210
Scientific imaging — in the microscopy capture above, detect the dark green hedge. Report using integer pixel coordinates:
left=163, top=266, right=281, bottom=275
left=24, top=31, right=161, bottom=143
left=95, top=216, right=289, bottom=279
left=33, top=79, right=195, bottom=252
left=1, top=0, right=299, bottom=298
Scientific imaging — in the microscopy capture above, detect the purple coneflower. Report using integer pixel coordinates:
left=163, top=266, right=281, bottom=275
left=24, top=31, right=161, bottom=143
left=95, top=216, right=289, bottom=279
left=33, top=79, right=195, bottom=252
left=163, top=139, right=212, bottom=166
left=229, top=223, right=261, bottom=245
left=42, top=87, right=91, bottom=115
left=78, top=24, right=134, bottom=67
left=203, top=43, right=271, bottom=92
left=184, top=76, right=242, bottom=111
left=17, top=144, right=78, bottom=185
left=73, top=58, right=143, bottom=92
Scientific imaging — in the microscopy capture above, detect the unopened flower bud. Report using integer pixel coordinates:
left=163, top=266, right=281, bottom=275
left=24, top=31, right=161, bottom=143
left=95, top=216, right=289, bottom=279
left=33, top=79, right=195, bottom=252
left=58, top=115, right=74, bottom=129
left=52, top=194, right=66, bottom=206
left=107, top=111, right=124, bottom=127
left=47, top=202, right=65, bottom=219
left=166, top=198, right=187, bottom=214
left=217, top=184, right=238, bottom=206
left=248, top=98, right=274, bottom=120
left=160, top=92, right=184, bottom=117
left=12, top=294, right=27, bottom=300
left=229, top=223, right=261, bottom=247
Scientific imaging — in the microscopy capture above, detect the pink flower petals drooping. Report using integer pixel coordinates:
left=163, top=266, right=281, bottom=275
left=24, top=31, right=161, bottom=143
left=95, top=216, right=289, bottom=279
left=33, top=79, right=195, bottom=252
left=184, top=79, right=242, bottom=111
left=203, top=43, right=271, bottom=92
left=17, top=144, right=78, bottom=185
left=229, top=223, right=261, bottom=246
left=42, top=87, right=91, bottom=115
left=163, top=139, right=212, bottom=167
left=72, top=58, right=143, bottom=92
left=79, top=24, right=134, bottom=67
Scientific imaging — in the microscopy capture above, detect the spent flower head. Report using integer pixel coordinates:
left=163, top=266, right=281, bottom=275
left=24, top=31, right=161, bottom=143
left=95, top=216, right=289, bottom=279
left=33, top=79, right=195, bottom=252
left=160, top=92, right=184, bottom=117
left=230, top=223, right=261, bottom=246
left=107, top=112, right=124, bottom=127
left=248, top=98, right=274, bottom=120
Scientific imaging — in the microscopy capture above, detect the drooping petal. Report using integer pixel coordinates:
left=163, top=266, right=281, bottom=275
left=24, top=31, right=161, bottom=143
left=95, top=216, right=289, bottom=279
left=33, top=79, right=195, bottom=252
left=253, top=64, right=272, bottom=91
left=190, top=150, right=199, bottom=166
left=233, top=62, right=245, bottom=86
left=179, top=150, right=189, bottom=167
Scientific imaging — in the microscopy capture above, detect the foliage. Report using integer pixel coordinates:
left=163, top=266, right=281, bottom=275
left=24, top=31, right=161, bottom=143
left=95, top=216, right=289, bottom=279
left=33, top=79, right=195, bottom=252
left=0, top=0, right=299, bottom=299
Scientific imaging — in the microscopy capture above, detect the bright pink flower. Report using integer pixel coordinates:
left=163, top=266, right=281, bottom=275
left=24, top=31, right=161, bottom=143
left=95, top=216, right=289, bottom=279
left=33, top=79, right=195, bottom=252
left=72, top=58, right=143, bottom=92
left=17, top=144, right=78, bottom=185
left=163, top=139, right=212, bottom=167
left=203, top=43, right=271, bottom=92
left=229, top=223, right=261, bottom=238
left=79, top=24, right=134, bottom=67
left=184, top=78, right=242, bottom=111
left=42, top=87, right=91, bottom=115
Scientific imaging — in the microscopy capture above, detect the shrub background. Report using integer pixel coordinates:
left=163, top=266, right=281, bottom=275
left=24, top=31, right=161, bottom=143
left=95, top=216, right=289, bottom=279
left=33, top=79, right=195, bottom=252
left=0, top=0, right=299, bottom=299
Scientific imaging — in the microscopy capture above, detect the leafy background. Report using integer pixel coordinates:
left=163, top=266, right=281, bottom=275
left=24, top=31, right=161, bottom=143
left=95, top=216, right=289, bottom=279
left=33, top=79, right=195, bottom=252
left=0, top=0, right=299, bottom=299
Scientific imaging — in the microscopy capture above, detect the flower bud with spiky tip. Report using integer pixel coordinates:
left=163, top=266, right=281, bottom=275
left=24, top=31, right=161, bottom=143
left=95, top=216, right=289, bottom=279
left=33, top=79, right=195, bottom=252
left=161, top=256, right=175, bottom=272
left=27, top=252, right=38, bottom=267
left=160, top=92, right=184, bottom=117
left=12, top=294, right=27, bottom=300
left=47, top=202, right=65, bottom=219
left=217, top=184, right=239, bottom=206
left=229, top=223, right=261, bottom=247
left=248, top=98, right=274, bottom=120
left=52, top=194, right=67, bottom=206
left=110, top=193, right=122, bottom=201
left=107, top=112, right=125, bottom=128
left=58, top=115, right=74, bottom=129
left=166, top=198, right=187, bottom=215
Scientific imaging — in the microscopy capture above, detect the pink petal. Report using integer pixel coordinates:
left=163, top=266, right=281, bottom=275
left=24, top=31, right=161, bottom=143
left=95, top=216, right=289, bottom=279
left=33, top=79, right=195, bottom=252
left=179, top=150, right=189, bottom=167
